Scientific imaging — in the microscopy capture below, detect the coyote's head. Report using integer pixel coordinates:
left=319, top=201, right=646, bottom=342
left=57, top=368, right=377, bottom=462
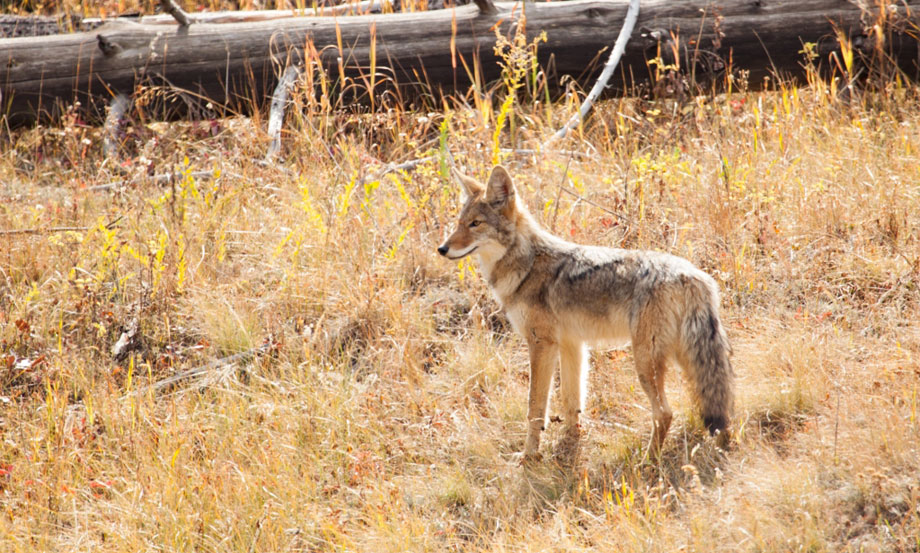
left=437, top=165, right=520, bottom=260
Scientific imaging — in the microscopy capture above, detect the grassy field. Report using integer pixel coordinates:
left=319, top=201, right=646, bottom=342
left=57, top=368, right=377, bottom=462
left=2, top=4, right=920, bottom=551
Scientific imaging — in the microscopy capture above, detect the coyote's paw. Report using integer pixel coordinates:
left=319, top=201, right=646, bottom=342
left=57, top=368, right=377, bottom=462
left=512, top=450, right=543, bottom=466
left=554, top=424, right=582, bottom=454
left=563, top=423, right=582, bottom=440
left=713, top=428, right=733, bottom=450
left=553, top=428, right=583, bottom=465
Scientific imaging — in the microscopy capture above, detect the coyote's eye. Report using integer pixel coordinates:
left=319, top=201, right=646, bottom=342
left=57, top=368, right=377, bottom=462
left=468, top=220, right=482, bottom=228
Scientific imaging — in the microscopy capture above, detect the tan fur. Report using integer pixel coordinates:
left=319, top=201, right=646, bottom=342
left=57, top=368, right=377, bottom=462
left=438, top=166, right=734, bottom=462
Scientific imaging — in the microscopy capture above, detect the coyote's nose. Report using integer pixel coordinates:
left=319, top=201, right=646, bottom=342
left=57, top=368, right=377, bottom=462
left=437, top=244, right=449, bottom=257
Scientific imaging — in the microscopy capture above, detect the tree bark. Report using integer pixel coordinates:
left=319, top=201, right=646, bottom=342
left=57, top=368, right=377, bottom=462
left=1, top=0, right=918, bottom=127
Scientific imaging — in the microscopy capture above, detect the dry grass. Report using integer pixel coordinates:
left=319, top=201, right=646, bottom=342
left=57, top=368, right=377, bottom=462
left=2, top=5, right=920, bottom=551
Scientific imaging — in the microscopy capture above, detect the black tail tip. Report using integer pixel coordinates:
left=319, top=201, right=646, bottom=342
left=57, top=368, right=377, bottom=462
left=704, top=414, right=729, bottom=436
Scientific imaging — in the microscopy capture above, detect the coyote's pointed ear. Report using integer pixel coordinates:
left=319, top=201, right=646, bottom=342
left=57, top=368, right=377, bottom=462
left=485, top=165, right=515, bottom=209
left=451, top=167, right=484, bottom=199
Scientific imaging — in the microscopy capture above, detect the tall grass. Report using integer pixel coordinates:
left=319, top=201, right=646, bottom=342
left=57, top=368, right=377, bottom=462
left=2, top=2, right=920, bottom=551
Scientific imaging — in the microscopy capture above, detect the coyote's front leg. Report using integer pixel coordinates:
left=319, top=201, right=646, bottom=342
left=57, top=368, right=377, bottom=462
left=522, top=336, right=557, bottom=462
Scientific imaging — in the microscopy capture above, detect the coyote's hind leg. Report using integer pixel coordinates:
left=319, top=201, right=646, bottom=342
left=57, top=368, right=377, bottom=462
left=634, top=343, right=673, bottom=455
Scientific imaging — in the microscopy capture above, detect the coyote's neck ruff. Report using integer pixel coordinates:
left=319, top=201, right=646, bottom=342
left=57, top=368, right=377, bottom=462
left=438, top=166, right=734, bottom=463
left=476, top=213, right=537, bottom=301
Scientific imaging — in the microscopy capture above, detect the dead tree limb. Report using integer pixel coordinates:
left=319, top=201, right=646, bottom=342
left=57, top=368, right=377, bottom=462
left=472, top=0, right=497, bottom=16
left=103, top=93, right=132, bottom=159
left=265, top=65, right=302, bottom=160
left=159, top=0, right=193, bottom=27
left=1, top=216, right=121, bottom=236
left=0, top=226, right=90, bottom=236
left=545, top=0, right=639, bottom=146
left=103, top=0, right=394, bottom=23
left=126, top=344, right=271, bottom=397
left=0, top=2, right=395, bottom=37
left=90, top=170, right=217, bottom=191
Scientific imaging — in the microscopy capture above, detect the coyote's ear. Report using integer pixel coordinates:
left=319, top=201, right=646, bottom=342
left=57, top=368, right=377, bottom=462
left=485, top=165, right=515, bottom=209
left=451, top=167, right=484, bottom=199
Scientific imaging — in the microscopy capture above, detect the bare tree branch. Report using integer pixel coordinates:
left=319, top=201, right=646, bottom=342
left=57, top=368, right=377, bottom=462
left=90, top=170, right=216, bottom=192
left=265, top=65, right=302, bottom=161
left=159, top=0, right=193, bottom=27
left=472, top=0, right=498, bottom=16
left=0, top=226, right=89, bottom=236
left=103, top=93, right=131, bottom=160
left=126, top=344, right=271, bottom=397
left=545, top=0, right=640, bottom=146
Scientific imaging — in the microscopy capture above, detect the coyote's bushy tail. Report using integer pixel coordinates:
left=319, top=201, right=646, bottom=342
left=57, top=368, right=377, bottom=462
left=682, top=292, right=734, bottom=437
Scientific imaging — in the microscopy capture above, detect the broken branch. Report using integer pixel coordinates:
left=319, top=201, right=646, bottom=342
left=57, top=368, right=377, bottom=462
left=159, top=0, right=193, bottom=27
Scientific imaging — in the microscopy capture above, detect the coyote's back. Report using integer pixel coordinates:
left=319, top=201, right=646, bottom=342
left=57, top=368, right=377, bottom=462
left=438, top=165, right=734, bottom=462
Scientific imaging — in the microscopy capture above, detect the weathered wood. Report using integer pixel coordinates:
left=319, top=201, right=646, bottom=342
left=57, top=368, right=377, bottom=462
left=159, top=0, right=193, bottom=27
left=85, top=1, right=396, bottom=25
left=546, top=0, right=638, bottom=145
left=0, top=14, right=86, bottom=38
left=0, top=1, right=395, bottom=39
left=2, top=0, right=919, bottom=127
left=103, top=93, right=131, bottom=159
left=471, top=0, right=497, bottom=16
left=265, top=65, right=302, bottom=160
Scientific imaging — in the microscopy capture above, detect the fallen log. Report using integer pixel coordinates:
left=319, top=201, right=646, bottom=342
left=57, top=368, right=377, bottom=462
left=0, top=0, right=398, bottom=36
left=0, top=13, right=88, bottom=38
left=2, top=0, right=919, bottom=128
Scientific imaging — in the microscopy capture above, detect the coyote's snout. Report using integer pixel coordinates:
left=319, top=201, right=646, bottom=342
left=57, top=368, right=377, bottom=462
left=439, top=166, right=734, bottom=462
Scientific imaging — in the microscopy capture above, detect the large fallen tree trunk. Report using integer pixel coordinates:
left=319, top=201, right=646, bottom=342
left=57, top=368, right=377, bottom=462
left=2, top=0, right=919, bottom=127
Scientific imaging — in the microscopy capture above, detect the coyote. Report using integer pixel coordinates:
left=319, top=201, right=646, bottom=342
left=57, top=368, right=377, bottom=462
left=437, top=166, right=733, bottom=461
